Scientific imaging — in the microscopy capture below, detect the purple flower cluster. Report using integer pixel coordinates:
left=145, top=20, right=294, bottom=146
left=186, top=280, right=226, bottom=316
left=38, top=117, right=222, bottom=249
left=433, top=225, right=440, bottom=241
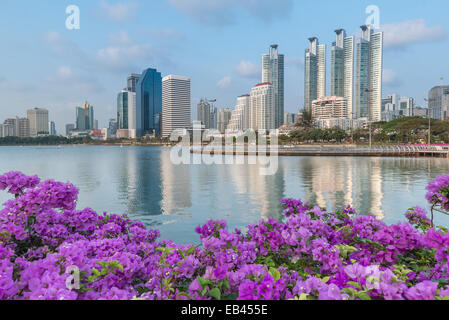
left=426, top=175, right=449, bottom=211
left=0, top=171, right=449, bottom=300
left=0, top=171, right=40, bottom=196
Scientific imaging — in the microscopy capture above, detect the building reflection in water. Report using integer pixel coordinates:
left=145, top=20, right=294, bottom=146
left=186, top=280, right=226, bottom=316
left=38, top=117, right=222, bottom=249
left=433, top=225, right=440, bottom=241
left=299, top=157, right=384, bottom=219
left=116, top=147, right=163, bottom=225
left=160, top=149, right=192, bottom=217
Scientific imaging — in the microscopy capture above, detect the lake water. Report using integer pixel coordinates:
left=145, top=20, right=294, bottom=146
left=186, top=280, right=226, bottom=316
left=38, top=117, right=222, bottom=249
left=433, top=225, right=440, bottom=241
left=0, top=145, right=448, bottom=244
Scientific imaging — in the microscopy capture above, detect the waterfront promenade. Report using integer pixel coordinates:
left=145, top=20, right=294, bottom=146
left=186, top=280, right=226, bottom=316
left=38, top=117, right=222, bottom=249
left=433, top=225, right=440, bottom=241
left=191, top=145, right=449, bottom=158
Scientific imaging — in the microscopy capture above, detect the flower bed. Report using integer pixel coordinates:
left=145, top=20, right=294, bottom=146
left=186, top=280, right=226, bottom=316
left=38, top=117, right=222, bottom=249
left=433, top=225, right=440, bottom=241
left=0, top=171, right=449, bottom=300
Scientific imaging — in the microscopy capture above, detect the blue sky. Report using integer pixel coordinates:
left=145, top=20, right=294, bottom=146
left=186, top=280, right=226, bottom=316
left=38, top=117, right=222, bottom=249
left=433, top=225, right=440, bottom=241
left=0, top=0, right=448, bottom=133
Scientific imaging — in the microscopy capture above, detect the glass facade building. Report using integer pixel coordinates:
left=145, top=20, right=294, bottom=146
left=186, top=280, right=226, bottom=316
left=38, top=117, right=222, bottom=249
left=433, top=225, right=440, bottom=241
left=262, top=45, right=285, bottom=128
left=76, top=102, right=94, bottom=131
left=117, top=91, right=129, bottom=130
left=136, top=68, right=162, bottom=137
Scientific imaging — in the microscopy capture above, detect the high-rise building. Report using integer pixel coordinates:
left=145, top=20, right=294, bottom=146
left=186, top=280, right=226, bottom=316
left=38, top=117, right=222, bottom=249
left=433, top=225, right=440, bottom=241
left=331, top=30, right=354, bottom=118
left=355, top=25, right=383, bottom=121
left=217, top=108, right=232, bottom=134
left=49, top=121, right=56, bottom=136
left=27, top=108, right=49, bottom=137
left=317, top=43, right=327, bottom=99
left=429, top=86, right=449, bottom=120
left=162, top=75, right=191, bottom=138
left=262, top=44, right=284, bottom=128
left=304, top=38, right=326, bottom=113
left=197, top=99, right=211, bottom=129
left=228, top=94, right=250, bottom=132
left=117, top=90, right=137, bottom=138
left=249, top=82, right=275, bottom=131
left=136, top=68, right=162, bottom=137
left=127, top=74, right=141, bottom=93
left=76, top=102, right=94, bottom=131
left=210, top=106, right=217, bottom=130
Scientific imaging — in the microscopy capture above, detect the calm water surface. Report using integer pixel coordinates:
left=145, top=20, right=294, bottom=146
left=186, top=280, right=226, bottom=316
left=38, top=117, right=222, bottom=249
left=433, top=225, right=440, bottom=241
left=0, top=145, right=448, bottom=244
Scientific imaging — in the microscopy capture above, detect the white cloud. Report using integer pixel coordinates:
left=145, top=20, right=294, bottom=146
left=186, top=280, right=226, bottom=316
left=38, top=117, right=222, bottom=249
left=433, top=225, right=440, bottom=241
left=381, top=19, right=447, bottom=50
left=166, top=0, right=293, bottom=25
left=235, top=61, right=260, bottom=79
left=217, top=76, right=232, bottom=89
left=98, top=1, right=140, bottom=22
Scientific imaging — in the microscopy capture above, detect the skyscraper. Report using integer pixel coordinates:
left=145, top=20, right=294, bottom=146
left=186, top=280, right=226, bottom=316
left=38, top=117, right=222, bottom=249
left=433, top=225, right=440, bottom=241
left=127, top=74, right=141, bottom=93
left=27, top=108, right=49, bottom=137
left=331, top=30, right=354, bottom=118
left=355, top=25, right=383, bottom=121
left=304, top=38, right=326, bottom=112
left=197, top=99, right=211, bottom=129
left=304, top=38, right=318, bottom=113
left=162, top=75, right=191, bottom=138
left=217, top=108, right=232, bottom=133
left=249, top=82, right=275, bottom=131
left=210, top=106, right=217, bottom=130
left=75, top=102, right=94, bottom=131
left=136, top=68, right=162, bottom=137
left=262, top=45, right=284, bottom=128
left=317, top=43, right=327, bottom=99
left=117, top=90, right=129, bottom=130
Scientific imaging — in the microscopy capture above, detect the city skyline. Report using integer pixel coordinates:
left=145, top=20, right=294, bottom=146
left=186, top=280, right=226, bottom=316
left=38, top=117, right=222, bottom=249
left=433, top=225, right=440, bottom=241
left=0, top=1, right=448, bottom=134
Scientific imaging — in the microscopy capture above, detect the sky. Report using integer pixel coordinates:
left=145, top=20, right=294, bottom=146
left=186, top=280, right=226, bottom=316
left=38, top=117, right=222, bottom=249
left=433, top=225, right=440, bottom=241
left=0, top=0, right=448, bottom=134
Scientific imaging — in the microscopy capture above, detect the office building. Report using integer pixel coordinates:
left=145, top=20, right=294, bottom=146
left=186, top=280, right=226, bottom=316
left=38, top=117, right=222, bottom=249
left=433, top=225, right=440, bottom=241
left=249, top=82, right=275, bottom=131
left=162, top=75, right=191, bottom=138
left=127, top=74, right=141, bottom=93
left=117, top=89, right=137, bottom=138
left=262, top=45, right=284, bottom=128
left=76, top=102, right=94, bottom=131
left=136, top=68, right=162, bottom=137
left=27, top=108, right=49, bottom=137
left=429, top=85, right=449, bottom=120
left=355, top=25, right=383, bottom=121
left=49, top=121, right=56, bottom=136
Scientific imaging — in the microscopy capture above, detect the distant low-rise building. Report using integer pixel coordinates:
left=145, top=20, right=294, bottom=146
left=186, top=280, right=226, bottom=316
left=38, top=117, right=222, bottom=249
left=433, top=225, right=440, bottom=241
left=66, top=124, right=75, bottom=137
left=311, top=96, right=348, bottom=120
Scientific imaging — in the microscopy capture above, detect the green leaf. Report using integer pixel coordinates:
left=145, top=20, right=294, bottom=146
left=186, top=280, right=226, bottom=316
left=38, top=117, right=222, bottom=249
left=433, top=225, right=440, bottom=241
left=197, top=277, right=210, bottom=289
left=358, top=292, right=371, bottom=300
left=269, top=267, right=281, bottom=281
left=223, top=280, right=231, bottom=291
left=207, top=288, right=221, bottom=300
left=347, top=281, right=362, bottom=290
